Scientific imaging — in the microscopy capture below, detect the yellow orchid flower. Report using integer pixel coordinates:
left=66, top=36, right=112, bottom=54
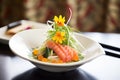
left=52, top=31, right=65, bottom=44
left=53, top=15, right=65, bottom=26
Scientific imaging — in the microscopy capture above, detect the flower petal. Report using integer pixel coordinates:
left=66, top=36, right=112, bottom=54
left=61, top=32, right=65, bottom=36
left=54, top=16, right=59, bottom=22
left=52, top=31, right=66, bottom=44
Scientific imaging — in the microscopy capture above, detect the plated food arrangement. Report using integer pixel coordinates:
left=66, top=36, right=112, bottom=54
left=6, top=21, right=32, bottom=35
left=9, top=12, right=104, bottom=72
left=32, top=15, right=84, bottom=63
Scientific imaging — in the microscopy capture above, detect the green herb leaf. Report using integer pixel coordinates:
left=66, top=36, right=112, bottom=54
left=43, top=47, right=51, bottom=58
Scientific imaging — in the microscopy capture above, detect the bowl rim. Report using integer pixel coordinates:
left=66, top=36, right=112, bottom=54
left=9, top=29, right=105, bottom=67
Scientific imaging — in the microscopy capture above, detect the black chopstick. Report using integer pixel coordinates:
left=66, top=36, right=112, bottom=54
left=104, top=48, right=120, bottom=58
left=7, top=21, right=21, bottom=29
left=100, top=43, right=120, bottom=52
left=100, top=43, right=120, bottom=58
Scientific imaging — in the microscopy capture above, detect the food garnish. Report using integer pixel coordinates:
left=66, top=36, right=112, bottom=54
left=32, top=9, right=84, bottom=63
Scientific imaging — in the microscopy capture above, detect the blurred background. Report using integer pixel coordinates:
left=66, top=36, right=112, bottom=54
left=0, top=0, right=120, bottom=33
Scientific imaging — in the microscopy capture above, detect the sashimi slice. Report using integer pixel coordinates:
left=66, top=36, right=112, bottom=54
left=46, top=41, right=66, bottom=62
left=46, top=41, right=79, bottom=62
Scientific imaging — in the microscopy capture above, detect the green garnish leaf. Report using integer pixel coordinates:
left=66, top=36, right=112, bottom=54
left=43, top=47, right=51, bottom=58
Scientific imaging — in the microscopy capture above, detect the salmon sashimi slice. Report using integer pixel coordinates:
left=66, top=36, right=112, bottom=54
left=46, top=41, right=79, bottom=62
left=57, top=44, right=71, bottom=62
left=46, top=41, right=66, bottom=62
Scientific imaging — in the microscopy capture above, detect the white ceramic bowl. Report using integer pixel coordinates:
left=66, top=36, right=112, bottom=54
left=9, top=29, right=105, bottom=72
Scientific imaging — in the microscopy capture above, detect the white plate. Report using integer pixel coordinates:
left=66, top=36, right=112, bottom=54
left=0, top=20, right=50, bottom=44
left=9, top=29, right=105, bottom=72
